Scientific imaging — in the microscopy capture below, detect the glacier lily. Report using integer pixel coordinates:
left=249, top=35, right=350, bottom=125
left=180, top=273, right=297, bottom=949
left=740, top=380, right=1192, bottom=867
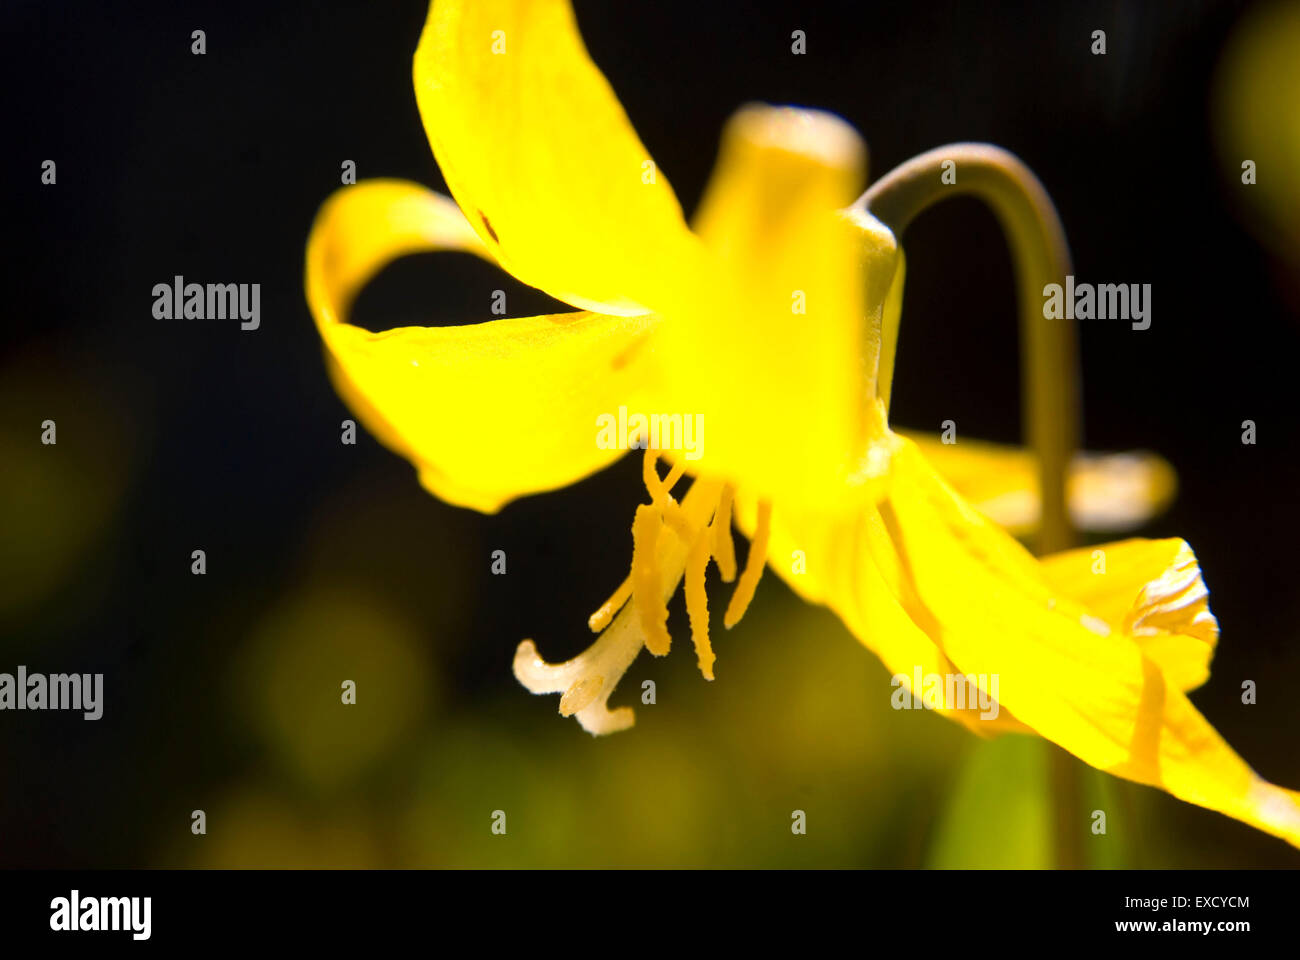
left=305, top=0, right=1300, bottom=848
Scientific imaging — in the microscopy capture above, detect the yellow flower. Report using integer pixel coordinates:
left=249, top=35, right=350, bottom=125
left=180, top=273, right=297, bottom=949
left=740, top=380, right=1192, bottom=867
left=305, top=0, right=1300, bottom=848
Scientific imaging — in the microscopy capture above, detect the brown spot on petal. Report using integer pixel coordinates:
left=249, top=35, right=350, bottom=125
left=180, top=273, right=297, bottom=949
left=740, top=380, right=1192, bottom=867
left=611, top=337, right=648, bottom=371
left=478, top=210, right=499, bottom=243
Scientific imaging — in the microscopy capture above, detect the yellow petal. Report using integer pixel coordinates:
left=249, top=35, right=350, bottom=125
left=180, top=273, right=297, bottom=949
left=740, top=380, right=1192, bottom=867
left=730, top=473, right=1031, bottom=737
left=1038, top=539, right=1217, bottom=692
left=413, top=0, right=698, bottom=315
left=661, top=105, right=879, bottom=508
left=901, top=432, right=1177, bottom=536
left=865, top=437, right=1300, bottom=847
left=306, top=179, right=665, bottom=513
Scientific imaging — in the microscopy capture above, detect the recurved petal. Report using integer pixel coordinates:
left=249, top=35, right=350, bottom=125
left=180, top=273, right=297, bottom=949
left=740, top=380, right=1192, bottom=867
left=413, top=0, right=699, bottom=316
left=901, top=432, right=1177, bottom=536
left=306, top=179, right=665, bottom=514
left=1038, top=539, right=1218, bottom=692
left=872, top=438, right=1300, bottom=848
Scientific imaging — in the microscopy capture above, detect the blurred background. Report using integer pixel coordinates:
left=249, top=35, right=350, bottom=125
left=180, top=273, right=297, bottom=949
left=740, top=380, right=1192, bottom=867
left=3, top=0, right=1299, bottom=867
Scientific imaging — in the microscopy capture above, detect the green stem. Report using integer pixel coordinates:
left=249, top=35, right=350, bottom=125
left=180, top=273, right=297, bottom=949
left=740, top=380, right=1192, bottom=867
left=856, top=144, right=1084, bottom=868
left=855, top=143, right=1079, bottom=555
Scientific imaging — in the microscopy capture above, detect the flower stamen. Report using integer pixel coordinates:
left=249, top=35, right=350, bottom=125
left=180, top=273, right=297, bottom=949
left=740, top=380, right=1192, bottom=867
left=588, top=575, right=631, bottom=633
left=587, top=452, right=700, bottom=634
left=685, top=529, right=715, bottom=679
left=515, top=448, right=773, bottom=731
left=724, top=500, right=772, bottom=628
left=514, top=474, right=725, bottom=734
left=643, top=448, right=687, bottom=501
left=712, top=484, right=738, bottom=583
left=632, top=502, right=672, bottom=655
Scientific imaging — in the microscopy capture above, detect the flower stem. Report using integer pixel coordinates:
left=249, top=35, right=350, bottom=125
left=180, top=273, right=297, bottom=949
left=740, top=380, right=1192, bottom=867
left=857, top=144, right=1084, bottom=867
left=856, top=143, right=1079, bottom=555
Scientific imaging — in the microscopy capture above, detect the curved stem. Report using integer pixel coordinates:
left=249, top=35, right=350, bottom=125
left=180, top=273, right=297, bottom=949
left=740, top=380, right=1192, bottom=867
left=857, top=145, right=1084, bottom=868
left=855, top=143, right=1079, bottom=555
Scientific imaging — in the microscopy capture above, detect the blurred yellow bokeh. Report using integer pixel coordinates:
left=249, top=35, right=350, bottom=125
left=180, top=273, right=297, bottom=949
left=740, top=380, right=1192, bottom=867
left=1214, top=0, right=1300, bottom=260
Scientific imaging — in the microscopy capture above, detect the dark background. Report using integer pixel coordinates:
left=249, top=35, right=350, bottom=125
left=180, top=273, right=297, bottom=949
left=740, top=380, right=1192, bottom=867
left=3, top=0, right=1298, bottom=867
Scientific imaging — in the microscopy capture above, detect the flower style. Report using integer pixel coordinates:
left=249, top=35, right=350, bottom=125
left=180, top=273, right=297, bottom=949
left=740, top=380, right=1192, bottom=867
left=306, top=0, right=1300, bottom=847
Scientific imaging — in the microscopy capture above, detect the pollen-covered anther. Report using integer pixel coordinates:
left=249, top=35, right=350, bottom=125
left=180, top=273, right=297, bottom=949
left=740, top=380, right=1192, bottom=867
left=724, top=500, right=772, bottom=628
left=685, top=529, right=716, bottom=679
left=712, top=485, right=738, bottom=582
left=632, top=502, right=672, bottom=655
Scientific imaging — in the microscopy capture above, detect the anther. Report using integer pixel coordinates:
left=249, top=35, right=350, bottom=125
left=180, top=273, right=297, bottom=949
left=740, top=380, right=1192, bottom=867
left=724, top=500, right=772, bottom=628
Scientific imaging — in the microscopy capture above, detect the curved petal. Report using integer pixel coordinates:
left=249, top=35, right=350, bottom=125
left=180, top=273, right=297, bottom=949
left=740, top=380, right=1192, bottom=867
left=731, top=480, right=1031, bottom=736
left=743, top=428, right=1299, bottom=844
left=1038, top=539, right=1217, bottom=692
left=901, top=432, right=1177, bottom=536
left=413, top=0, right=699, bottom=315
left=863, top=438, right=1300, bottom=847
left=306, top=179, right=665, bottom=513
